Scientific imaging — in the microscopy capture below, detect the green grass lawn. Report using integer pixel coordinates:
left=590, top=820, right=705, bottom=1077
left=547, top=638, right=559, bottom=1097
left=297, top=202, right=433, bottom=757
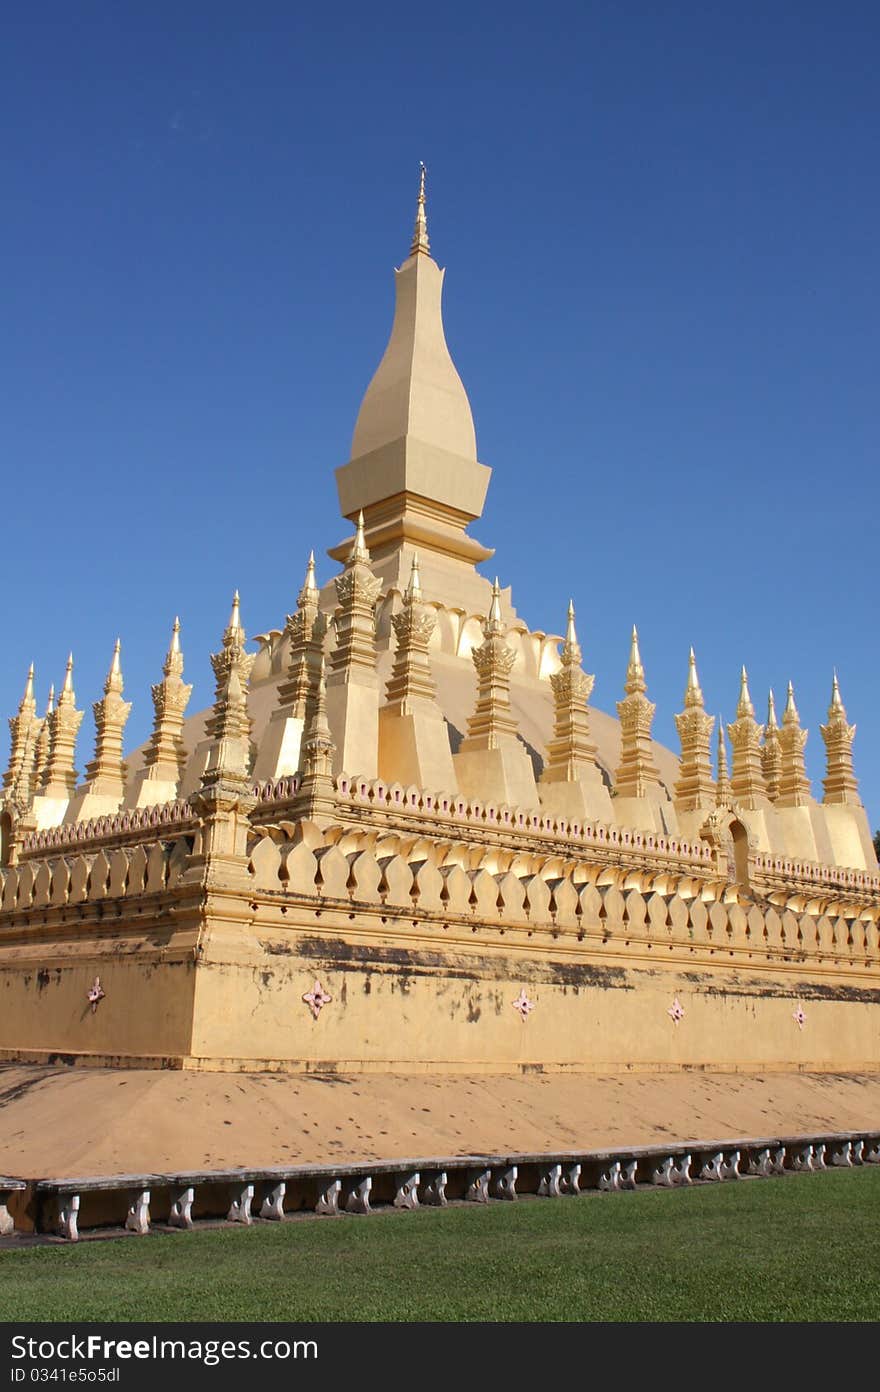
left=1, top=1168, right=878, bottom=1322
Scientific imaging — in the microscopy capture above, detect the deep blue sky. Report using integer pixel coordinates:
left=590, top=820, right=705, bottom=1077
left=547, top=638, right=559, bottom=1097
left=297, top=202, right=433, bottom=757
left=3, top=2, right=879, bottom=829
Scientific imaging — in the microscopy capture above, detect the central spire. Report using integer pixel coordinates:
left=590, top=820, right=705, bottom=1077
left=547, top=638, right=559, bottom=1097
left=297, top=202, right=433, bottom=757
left=410, top=162, right=430, bottom=257
left=333, top=168, right=492, bottom=572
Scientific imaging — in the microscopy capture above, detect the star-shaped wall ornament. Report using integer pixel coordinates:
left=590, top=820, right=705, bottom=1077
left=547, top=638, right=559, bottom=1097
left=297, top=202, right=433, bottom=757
left=512, top=988, right=535, bottom=1020
left=667, top=996, right=684, bottom=1024
left=793, top=1005, right=806, bottom=1030
left=87, top=977, right=105, bottom=1014
left=303, top=980, right=332, bottom=1020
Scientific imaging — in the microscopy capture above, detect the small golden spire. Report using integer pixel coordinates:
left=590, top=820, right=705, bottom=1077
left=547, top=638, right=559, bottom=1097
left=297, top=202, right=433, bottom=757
left=684, top=646, right=704, bottom=707
left=566, top=600, right=578, bottom=649
left=304, top=550, right=317, bottom=593
left=348, top=510, right=370, bottom=565
left=61, top=653, right=74, bottom=698
left=410, top=161, right=430, bottom=258
left=228, top=590, right=242, bottom=634
left=405, top=552, right=423, bottom=604
left=736, top=665, right=754, bottom=719
left=22, top=663, right=35, bottom=707
left=485, top=577, right=504, bottom=634
left=783, top=680, right=800, bottom=725
left=105, top=638, right=123, bottom=694
left=170, top=617, right=181, bottom=655
left=625, top=625, right=646, bottom=694
left=45, top=684, right=55, bottom=716
left=766, top=688, right=779, bottom=731
left=829, top=670, right=845, bottom=716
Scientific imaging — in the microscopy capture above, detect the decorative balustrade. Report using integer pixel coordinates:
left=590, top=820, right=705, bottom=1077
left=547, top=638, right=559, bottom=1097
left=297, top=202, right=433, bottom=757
left=242, top=831, right=880, bottom=964
left=0, top=835, right=193, bottom=915
left=20, top=799, right=196, bottom=859
left=6, top=1128, right=875, bottom=1241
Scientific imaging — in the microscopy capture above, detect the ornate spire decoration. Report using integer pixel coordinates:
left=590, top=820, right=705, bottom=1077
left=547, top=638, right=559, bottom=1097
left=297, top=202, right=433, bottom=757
left=543, top=599, right=599, bottom=782
left=410, top=162, right=430, bottom=258
left=460, top=580, right=519, bottom=750
left=727, top=666, right=767, bottom=808
left=820, top=672, right=860, bottom=806
left=32, top=685, right=55, bottom=794
left=325, top=513, right=382, bottom=776
left=253, top=552, right=327, bottom=783
left=761, top=688, right=782, bottom=802
left=296, top=658, right=336, bottom=821
left=614, top=626, right=661, bottom=799
left=384, top=553, right=438, bottom=715
left=40, top=656, right=84, bottom=800
left=330, top=519, right=382, bottom=683
left=673, top=648, right=715, bottom=811
left=776, top=680, right=811, bottom=807
left=277, top=550, right=324, bottom=721
left=3, top=664, right=40, bottom=802
left=715, top=720, right=732, bottom=808
left=80, top=639, right=132, bottom=800
left=136, top=619, right=193, bottom=801
left=201, top=591, right=256, bottom=788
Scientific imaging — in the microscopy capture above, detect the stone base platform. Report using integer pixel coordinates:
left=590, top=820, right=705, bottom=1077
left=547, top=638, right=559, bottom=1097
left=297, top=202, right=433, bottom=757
left=1, top=1063, right=879, bottom=1181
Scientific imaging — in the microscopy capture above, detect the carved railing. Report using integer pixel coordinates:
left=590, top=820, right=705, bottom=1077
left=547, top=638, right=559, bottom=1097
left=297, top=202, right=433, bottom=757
left=243, top=832, right=880, bottom=969
left=0, top=834, right=193, bottom=915
left=11, top=1128, right=879, bottom=1240
left=20, top=799, right=197, bottom=859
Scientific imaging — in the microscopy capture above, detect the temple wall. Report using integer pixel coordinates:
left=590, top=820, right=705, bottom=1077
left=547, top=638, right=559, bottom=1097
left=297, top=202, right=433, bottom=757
left=1, top=818, right=876, bottom=1073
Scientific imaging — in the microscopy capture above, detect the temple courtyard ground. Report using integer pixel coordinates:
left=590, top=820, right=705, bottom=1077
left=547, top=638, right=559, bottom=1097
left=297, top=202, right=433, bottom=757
left=2, top=1064, right=880, bottom=1178
left=1, top=1168, right=878, bottom=1321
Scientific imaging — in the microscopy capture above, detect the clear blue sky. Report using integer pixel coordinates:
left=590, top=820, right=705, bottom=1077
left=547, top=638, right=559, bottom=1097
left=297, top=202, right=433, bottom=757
left=3, top=2, right=878, bottom=829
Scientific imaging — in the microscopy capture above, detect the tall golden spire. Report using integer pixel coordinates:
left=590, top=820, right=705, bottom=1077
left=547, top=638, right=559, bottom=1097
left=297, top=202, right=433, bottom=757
left=543, top=599, right=598, bottom=783
left=727, top=665, right=766, bottom=808
left=3, top=663, right=40, bottom=801
left=80, top=639, right=132, bottom=801
left=136, top=618, right=193, bottom=800
left=776, top=680, right=810, bottom=806
left=674, top=648, right=715, bottom=812
left=384, top=553, right=438, bottom=716
left=274, top=549, right=325, bottom=725
left=410, top=162, right=430, bottom=258
left=761, top=688, right=782, bottom=802
left=40, top=657, right=84, bottom=799
left=295, top=658, right=336, bottom=822
left=715, top=720, right=731, bottom=808
left=820, top=671, right=860, bottom=806
left=615, top=625, right=661, bottom=799
left=460, top=581, right=519, bottom=749
left=201, top=591, right=256, bottom=787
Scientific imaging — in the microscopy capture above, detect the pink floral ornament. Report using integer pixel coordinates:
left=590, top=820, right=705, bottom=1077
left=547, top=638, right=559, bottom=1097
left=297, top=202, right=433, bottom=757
left=667, top=996, right=684, bottom=1024
left=793, top=1005, right=806, bottom=1030
left=512, top=989, right=535, bottom=1021
left=303, top=980, right=332, bottom=1020
left=88, top=977, right=105, bottom=1014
